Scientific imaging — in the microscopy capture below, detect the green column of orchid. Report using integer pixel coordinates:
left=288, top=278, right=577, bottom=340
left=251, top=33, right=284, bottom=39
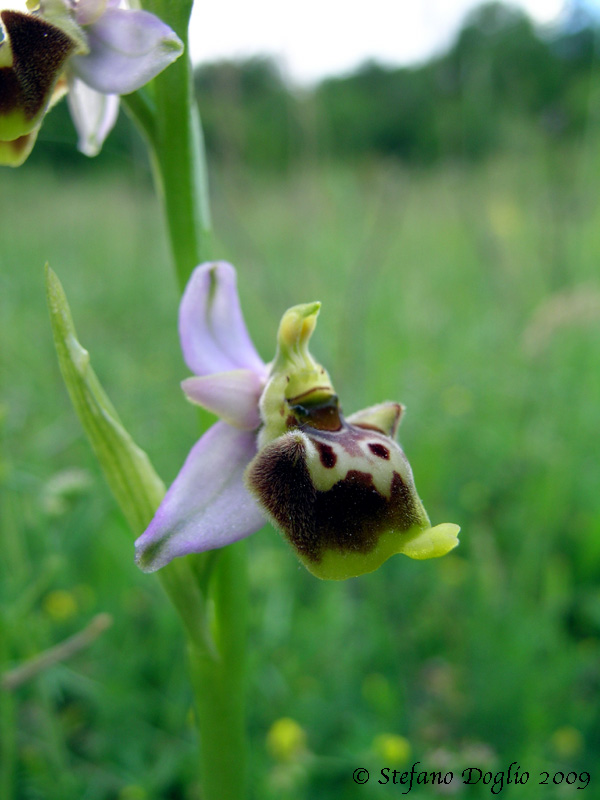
left=125, top=4, right=248, bottom=798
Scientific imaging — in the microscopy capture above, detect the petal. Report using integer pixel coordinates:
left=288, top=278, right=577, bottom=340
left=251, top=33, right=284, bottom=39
left=179, top=262, right=266, bottom=377
left=347, top=402, right=404, bottom=438
left=135, top=422, right=266, bottom=573
left=69, top=8, right=183, bottom=95
left=66, top=76, right=119, bottom=156
left=182, top=369, right=263, bottom=430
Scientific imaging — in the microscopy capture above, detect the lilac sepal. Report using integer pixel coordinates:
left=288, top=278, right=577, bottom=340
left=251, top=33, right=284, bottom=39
left=180, top=262, right=266, bottom=378
left=69, top=8, right=183, bottom=95
left=67, top=76, right=118, bottom=156
left=134, top=422, right=266, bottom=573
left=182, top=370, right=263, bottom=431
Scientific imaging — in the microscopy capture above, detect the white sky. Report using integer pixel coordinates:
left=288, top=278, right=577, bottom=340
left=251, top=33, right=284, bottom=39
left=189, top=0, right=567, bottom=85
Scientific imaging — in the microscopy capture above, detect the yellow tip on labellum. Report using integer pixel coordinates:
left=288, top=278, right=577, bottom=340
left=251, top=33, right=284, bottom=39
left=307, top=524, right=460, bottom=581
left=0, top=130, right=38, bottom=166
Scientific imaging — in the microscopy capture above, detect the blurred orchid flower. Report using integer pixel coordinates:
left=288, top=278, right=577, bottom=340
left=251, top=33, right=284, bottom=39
left=135, top=262, right=460, bottom=580
left=0, top=0, right=183, bottom=165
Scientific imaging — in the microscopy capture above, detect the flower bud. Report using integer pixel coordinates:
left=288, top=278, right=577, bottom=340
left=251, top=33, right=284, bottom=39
left=246, top=303, right=459, bottom=580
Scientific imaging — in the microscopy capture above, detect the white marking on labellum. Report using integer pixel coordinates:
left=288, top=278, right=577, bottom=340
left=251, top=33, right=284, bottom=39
left=303, top=423, right=415, bottom=499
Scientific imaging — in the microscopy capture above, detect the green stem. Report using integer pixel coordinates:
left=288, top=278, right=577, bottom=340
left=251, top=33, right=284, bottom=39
left=153, top=57, right=213, bottom=287
left=189, top=543, right=248, bottom=800
left=133, top=0, right=212, bottom=287
left=0, top=613, right=16, bottom=800
left=129, top=5, right=248, bottom=797
left=121, top=88, right=157, bottom=146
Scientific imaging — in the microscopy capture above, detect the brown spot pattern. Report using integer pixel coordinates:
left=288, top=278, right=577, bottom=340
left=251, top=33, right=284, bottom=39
left=315, top=441, right=337, bottom=468
left=247, top=434, right=423, bottom=564
left=368, top=442, right=390, bottom=460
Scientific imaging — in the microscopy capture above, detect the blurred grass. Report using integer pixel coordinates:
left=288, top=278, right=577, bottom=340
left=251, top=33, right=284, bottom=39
left=1, top=143, right=600, bottom=799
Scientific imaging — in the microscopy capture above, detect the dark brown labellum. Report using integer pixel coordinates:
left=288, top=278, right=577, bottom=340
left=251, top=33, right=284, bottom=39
left=246, top=420, right=427, bottom=566
left=0, top=11, right=75, bottom=122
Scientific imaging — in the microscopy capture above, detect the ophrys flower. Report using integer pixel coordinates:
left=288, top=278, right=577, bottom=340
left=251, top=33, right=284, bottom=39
left=135, top=262, right=460, bottom=580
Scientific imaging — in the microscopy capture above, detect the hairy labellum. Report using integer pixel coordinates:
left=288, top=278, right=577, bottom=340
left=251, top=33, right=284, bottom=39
left=0, top=11, right=75, bottom=164
left=246, top=397, right=454, bottom=580
left=246, top=302, right=459, bottom=580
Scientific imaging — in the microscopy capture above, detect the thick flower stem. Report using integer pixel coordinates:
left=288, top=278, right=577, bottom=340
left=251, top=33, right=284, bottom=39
left=188, top=543, right=248, bottom=800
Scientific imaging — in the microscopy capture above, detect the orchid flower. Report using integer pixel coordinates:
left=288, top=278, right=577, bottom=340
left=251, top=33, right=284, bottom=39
left=135, top=262, right=460, bottom=581
left=0, top=0, right=183, bottom=165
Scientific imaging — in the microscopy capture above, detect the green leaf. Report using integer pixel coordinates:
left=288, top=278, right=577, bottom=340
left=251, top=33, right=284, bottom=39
left=45, top=266, right=218, bottom=652
left=45, top=265, right=165, bottom=535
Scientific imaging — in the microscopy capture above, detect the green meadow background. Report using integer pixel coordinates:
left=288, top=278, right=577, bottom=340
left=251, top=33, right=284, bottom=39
left=2, top=3, right=600, bottom=798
